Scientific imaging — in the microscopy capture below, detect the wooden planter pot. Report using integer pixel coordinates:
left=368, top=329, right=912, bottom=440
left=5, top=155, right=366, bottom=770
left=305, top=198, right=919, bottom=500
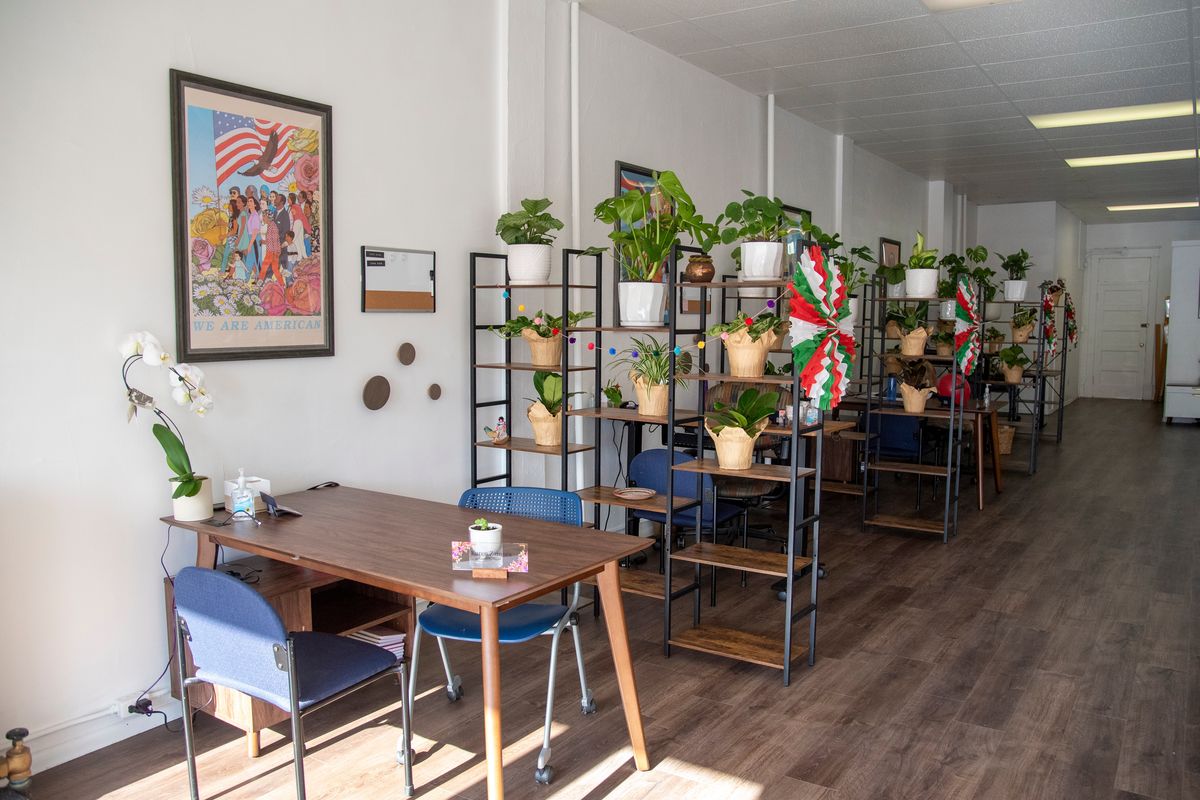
left=521, top=329, right=562, bottom=368
left=723, top=325, right=785, bottom=378
left=527, top=401, right=562, bottom=447
left=631, top=374, right=668, bottom=417
left=899, top=327, right=928, bottom=356
left=705, top=419, right=767, bottom=470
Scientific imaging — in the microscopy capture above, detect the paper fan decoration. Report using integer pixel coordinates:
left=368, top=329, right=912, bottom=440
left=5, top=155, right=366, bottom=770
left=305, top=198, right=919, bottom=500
left=1042, top=292, right=1058, bottom=358
left=1064, top=292, right=1078, bottom=347
left=788, top=244, right=855, bottom=410
left=953, top=277, right=980, bottom=375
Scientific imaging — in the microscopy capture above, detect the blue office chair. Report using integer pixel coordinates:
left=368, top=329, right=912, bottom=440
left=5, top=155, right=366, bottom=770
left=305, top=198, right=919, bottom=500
left=172, top=567, right=413, bottom=800
left=407, top=487, right=593, bottom=785
left=629, top=448, right=745, bottom=537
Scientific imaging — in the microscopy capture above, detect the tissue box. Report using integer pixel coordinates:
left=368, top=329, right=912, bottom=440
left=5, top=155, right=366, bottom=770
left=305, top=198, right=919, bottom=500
left=223, top=476, right=271, bottom=512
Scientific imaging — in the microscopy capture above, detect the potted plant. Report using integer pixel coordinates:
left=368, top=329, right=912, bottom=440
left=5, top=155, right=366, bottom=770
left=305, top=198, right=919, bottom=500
left=1000, top=249, right=1032, bottom=301
left=468, top=516, right=503, bottom=561
left=1010, top=305, right=1037, bottom=344
left=931, top=329, right=955, bottom=357
left=807, top=221, right=873, bottom=326
left=998, top=344, right=1031, bottom=384
left=491, top=309, right=593, bottom=368
left=121, top=331, right=215, bottom=522
left=904, top=231, right=939, bottom=298
left=1040, top=278, right=1066, bottom=305
left=719, top=191, right=796, bottom=297
left=592, top=170, right=707, bottom=325
left=704, top=387, right=780, bottom=470
left=526, top=371, right=579, bottom=447
left=883, top=345, right=903, bottom=377
left=898, top=359, right=936, bottom=413
left=971, top=263, right=1002, bottom=321
left=875, top=251, right=908, bottom=299
left=890, top=302, right=931, bottom=356
left=496, top=198, right=564, bottom=285
left=937, top=249, right=977, bottom=320
left=610, top=335, right=692, bottom=417
left=601, top=379, right=623, bottom=408
left=706, top=311, right=790, bottom=378
left=985, top=326, right=1005, bottom=353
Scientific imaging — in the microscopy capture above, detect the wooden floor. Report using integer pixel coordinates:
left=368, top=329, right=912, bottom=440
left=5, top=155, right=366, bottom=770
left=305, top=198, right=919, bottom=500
left=36, top=399, right=1199, bottom=799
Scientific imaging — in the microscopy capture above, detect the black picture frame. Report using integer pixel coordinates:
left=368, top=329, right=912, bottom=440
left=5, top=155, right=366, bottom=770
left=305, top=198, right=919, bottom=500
left=170, top=69, right=334, bottom=361
left=782, top=203, right=812, bottom=230
left=879, top=237, right=901, bottom=268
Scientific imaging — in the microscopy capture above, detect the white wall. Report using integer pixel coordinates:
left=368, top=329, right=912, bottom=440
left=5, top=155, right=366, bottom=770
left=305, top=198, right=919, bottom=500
left=1085, top=220, right=1200, bottom=327
left=844, top=144, right=929, bottom=257
left=0, top=0, right=499, bottom=767
left=975, top=201, right=1060, bottom=288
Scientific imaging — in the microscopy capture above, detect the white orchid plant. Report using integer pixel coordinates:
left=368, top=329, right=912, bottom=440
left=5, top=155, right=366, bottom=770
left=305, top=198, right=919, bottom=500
left=120, top=331, right=214, bottom=499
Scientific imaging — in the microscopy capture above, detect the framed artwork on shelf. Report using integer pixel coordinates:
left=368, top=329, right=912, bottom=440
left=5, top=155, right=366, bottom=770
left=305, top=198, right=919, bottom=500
left=879, top=237, right=901, bottom=269
left=782, top=203, right=812, bottom=232
left=170, top=69, right=334, bottom=361
left=613, top=160, right=672, bottom=327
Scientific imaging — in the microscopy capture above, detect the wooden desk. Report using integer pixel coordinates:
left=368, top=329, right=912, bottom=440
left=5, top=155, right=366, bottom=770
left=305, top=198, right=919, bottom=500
left=164, top=486, right=653, bottom=799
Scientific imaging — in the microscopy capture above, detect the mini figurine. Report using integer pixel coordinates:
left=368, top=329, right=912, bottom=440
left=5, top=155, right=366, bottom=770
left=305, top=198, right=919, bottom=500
left=483, top=416, right=509, bottom=445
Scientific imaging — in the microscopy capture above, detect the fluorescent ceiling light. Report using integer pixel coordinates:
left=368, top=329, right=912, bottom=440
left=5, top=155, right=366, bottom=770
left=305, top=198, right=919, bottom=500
left=1065, top=149, right=1198, bottom=168
left=921, top=0, right=1020, bottom=10
left=1029, top=100, right=1195, bottom=129
left=1107, top=201, right=1199, bottom=212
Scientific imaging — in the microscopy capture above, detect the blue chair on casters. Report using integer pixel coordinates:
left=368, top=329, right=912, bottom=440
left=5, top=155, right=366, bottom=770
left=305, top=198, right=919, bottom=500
left=172, top=567, right=414, bottom=799
left=407, top=487, right=594, bottom=786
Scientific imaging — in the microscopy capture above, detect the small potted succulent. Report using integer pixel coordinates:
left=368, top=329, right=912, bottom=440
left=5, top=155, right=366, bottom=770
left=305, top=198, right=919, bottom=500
left=1010, top=305, right=1037, bottom=344
left=889, top=302, right=931, bottom=356
left=706, top=311, right=790, bottom=378
left=904, top=231, right=939, bottom=298
left=491, top=309, right=593, bottom=368
left=985, top=326, right=1006, bottom=353
left=468, top=516, right=503, bottom=561
left=704, top=387, right=780, bottom=470
left=496, top=198, right=564, bottom=284
left=998, top=344, right=1031, bottom=384
left=526, top=371, right=580, bottom=447
left=719, top=191, right=796, bottom=297
left=610, top=335, right=692, bottom=417
left=899, top=359, right=936, bottom=413
left=1000, top=249, right=1033, bottom=301
left=931, top=329, right=955, bottom=357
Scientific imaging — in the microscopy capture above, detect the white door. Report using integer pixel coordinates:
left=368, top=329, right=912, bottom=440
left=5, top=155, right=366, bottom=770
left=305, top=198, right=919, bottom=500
left=1090, top=255, right=1153, bottom=399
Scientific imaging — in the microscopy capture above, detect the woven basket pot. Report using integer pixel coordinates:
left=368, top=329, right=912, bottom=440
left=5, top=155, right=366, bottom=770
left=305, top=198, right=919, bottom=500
left=899, top=327, right=928, bottom=356
left=1011, top=323, right=1034, bottom=344
left=1002, top=364, right=1026, bottom=384
left=705, top=419, right=767, bottom=471
left=997, top=424, right=1016, bottom=455
left=723, top=325, right=784, bottom=378
left=521, top=328, right=562, bottom=368
left=936, top=342, right=953, bottom=357
left=900, top=383, right=936, bottom=413
left=631, top=374, right=668, bottom=417
left=527, top=401, right=562, bottom=447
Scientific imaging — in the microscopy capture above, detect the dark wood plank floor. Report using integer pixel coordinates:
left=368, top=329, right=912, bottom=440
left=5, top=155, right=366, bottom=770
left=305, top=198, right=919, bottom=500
left=35, top=399, right=1198, bottom=799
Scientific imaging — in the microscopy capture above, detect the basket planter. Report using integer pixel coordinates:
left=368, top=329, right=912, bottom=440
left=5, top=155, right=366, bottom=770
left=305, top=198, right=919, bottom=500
left=631, top=374, right=668, bottom=417
left=1011, top=323, right=1034, bottom=344
left=507, top=244, right=551, bottom=285
left=997, top=424, right=1015, bottom=455
left=885, top=320, right=901, bottom=339
left=899, top=384, right=935, bottom=413
left=722, top=324, right=787, bottom=378
left=1002, top=364, right=1026, bottom=384
left=172, top=477, right=213, bottom=522
left=884, top=354, right=903, bottom=376
left=1047, top=289, right=1063, bottom=306
left=618, top=281, right=665, bottom=326
left=1003, top=279, right=1028, bottom=301
left=986, top=339, right=1004, bottom=354
left=935, top=341, right=953, bottom=357
left=899, top=327, right=928, bottom=356
left=527, top=401, right=562, bottom=447
left=705, top=419, right=768, bottom=471
left=906, top=269, right=937, bottom=298
left=520, top=328, right=562, bottom=368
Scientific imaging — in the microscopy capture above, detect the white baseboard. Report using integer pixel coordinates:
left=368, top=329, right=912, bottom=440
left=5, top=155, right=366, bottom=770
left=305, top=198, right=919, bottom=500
left=29, top=698, right=183, bottom=773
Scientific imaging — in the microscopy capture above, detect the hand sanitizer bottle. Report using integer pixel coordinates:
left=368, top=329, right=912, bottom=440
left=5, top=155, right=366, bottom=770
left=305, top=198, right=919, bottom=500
left=231, top=468, right=255, bottom=517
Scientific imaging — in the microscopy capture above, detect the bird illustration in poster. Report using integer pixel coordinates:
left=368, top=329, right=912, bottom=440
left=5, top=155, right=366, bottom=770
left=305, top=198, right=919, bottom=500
left=185, top=107, right=322, bottom=320
left=788, top=244, right=856, bottom=411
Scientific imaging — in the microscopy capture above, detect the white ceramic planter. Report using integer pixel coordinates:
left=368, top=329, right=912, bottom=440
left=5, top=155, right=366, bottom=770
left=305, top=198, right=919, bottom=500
left=985, top=302, right=1003, bottom=322
left=507, top=244, right=551, bottom=285
left=939, top=299, right=957, bottom=320
left=739, top=241, right=784, bottom=297
left=172, top=477, right=213, bottom=522
left=886, top=279, right=907, bottom=299
left=619, top=281, right=666, bottom=326
left=1003, top=279, right=1028, bottom=301
left=846, top=295, right=862, bottom=327
left=906, top=269, right=937, bottom=298
left=469, top=523, right=503, bottom=558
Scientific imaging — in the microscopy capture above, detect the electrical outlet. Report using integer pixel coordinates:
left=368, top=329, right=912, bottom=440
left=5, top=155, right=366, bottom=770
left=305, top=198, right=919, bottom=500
left=114, top=688, right=171, bottom=718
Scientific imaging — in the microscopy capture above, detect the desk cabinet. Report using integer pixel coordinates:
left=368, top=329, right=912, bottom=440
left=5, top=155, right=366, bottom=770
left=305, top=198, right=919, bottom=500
left=164, top=556, right=414, bottom=757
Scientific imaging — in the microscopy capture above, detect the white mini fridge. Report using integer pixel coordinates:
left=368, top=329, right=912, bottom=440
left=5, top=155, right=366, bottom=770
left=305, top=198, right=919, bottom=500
left=1165, top=240, right=1200, bottom=422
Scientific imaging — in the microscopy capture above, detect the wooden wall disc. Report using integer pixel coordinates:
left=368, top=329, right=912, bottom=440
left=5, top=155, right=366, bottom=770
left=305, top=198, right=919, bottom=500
left=397, top=342, right=416, bottom=365
left=428, top=383, right=442, bottom=400
left=363, top=375, right=391, bottom=410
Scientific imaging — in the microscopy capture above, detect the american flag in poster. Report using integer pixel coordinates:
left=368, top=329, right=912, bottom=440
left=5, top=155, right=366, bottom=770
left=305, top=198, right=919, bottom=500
left=213, top=112, right=297, bottom=186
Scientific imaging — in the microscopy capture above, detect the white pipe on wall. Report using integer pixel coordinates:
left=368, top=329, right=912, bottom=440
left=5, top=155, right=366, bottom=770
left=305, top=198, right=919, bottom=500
left=766, top=93, right=775, bottom=197
left=497, top=0, right=509, bottom=213
left=570, top=0, right=580, bottom=250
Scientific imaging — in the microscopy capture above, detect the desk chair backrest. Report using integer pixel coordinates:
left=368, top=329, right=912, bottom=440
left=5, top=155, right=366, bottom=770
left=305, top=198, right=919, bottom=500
left=459, top=487, right=583, bottom=527
left=630, top=449, right=712, bottom=501
left=864, top=414, right=920, bottom=459
left=173, top=566, right=291, bottom=707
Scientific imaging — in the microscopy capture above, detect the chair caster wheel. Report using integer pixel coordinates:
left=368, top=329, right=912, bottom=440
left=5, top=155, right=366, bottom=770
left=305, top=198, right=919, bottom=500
left=817, top=566, right=828, bottom=579
left=581, top=700, right=597, bottom=715
left=395, top=747, right=413, bottom=765
left=446, top=675, right=464, bottom=702
left=534, top=766, right=553, bottom=784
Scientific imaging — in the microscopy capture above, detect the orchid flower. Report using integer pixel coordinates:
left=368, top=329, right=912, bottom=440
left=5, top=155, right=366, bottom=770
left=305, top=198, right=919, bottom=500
left=169, top=363, right=205, bottom=389
left=120, top=330, right=162, bottom=358
left=189, top=394, right=214, bottom=416
left=140, top=336, right=174, bottom=368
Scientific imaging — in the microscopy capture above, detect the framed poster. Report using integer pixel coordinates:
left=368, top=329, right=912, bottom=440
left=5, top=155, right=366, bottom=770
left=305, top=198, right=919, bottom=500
left=170, top=69, right=334, bottom=361
left=613, top=161, right=672, bottom=326
left=879, top=237, right=901, bottom=269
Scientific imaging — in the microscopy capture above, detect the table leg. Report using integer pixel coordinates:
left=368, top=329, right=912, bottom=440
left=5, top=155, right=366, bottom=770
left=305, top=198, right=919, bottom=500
left=480, top=606, right=504, bottom=799
left=596, top=561, right=650, bottom=771
left=974, top=419, right=985, bottom=511
left=989, top=410, right=1004, bottom=494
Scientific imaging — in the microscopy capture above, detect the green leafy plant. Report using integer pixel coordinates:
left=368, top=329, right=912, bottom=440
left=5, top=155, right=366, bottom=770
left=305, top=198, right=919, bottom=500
left=495, top=198, right=564, bottom=245
left=706, top=311, right=788, bottom=342
left=937, top=278, right=957, bottom=299
left=491, top=309, right=593, bottom=339
left=900, top=359, right=933, bottom=388
left=998, top=345, right=1031, bottom=368
left=763, top=359, right=794, bottom=377
left=705, top=387, right=780, bottom=435
left=589, top=170, right=708, bottom=282
left=1000, top=249, right=1033, bottom=281
left=1040, top=277, right=1066, bottom=295
left=472, top=517, right=494, bottom=530
left=611, top=336, right=692, bottom=387
left=1011, top=306, right=1038, bottom=328
left=965, top=245, right=989, bottom=267
left=527, top=371, right=582, bottom=416
left=906, top=231, right=939, bottom=271
left=602, top=380, right=623, bottom=407
left=985, top=326, right=1005, bottom=341
left=152, top=423, right=204, bottom=499
left=931, top=330, right=955, bottom=345
left=972, top=266, right=998, bottom=302
left=886, top=302, right=930, bottom=334
left=801, top=220, right=875, bottom=295
left=718, top=191, right=796, bottom=245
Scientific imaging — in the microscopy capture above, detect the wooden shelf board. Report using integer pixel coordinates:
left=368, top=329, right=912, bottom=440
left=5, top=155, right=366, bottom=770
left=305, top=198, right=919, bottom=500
left=678, top=372, right=797, bottom=385
left=868, top=460, right=951, bottom=477
left=671, top=542, right=810, bottom=578
left=569, top=406, right=699, bottom=425
left=567, top=326, right=669, bottom=333
left=821, top=481, right=868, bottom=496
left=672, top=459, right=816, bottom=483
left=582, top=569, right=691, bottom=600
left=670, top=624, right=803, bottom=670
left=872, top=352, right=957, bottom=363
left=712, top=278, right=795, bottom=289
left=864, top=514, right=945, bottom=534
left=474, top=437, right=594, bottom=455
left=576, top=485, right=699, bottom=514
left=312, top=583, right=408, bottom=636
left=474, top=362, right=594, bottom=373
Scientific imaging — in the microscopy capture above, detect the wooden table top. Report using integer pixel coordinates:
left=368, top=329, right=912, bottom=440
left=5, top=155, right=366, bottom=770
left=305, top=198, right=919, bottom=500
left=838, top=397, right=1006, bottom=419
left=163, top=486, right=651, bottom=613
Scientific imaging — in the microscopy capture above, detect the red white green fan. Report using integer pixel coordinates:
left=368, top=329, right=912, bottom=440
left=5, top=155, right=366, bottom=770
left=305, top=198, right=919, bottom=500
left=1042, top=292, right=1059, bottom=358
left=788, top=243, right=855, bottom=410
left=953, top=277, right=980, bottom=375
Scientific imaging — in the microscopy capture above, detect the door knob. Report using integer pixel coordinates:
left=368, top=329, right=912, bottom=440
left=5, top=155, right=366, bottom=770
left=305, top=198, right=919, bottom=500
left=1139, top=343, right=1145, bottom=348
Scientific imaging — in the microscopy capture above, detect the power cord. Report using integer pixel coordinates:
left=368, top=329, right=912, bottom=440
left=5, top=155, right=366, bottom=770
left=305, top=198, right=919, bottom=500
left=602, top=420, right=626, bottom=532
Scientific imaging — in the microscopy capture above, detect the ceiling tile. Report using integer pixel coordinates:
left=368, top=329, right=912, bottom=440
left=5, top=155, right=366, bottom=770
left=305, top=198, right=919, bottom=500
left=632, top=20, right=730, bottom=54
left=958, top=11, right=1188, bottom=63
left=934, top=0, right=1186, bottom=39
left=680, top=46, right=770, bottom=75
left=720, top=68, right=808, bottom=94
left=997, top=63, right=1193, bottom=100
left=980, top=40, right=1190, bottom=85
left=861, top=101, right=1020, bottom=128
left=778, top=43, right=973, bottom=86
left=736, top=16, right=953, bottom=67
left=579, top=0, right=681, bottom=31
left=798, top=85, right=1011, bottom=117
left=688, top=0, right=928, bottom=46
left=871, top=116, right=1033, bottom=141
left=660, top=0, right=793, bottom=18
left=814, top=66, right=993, bottom=102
